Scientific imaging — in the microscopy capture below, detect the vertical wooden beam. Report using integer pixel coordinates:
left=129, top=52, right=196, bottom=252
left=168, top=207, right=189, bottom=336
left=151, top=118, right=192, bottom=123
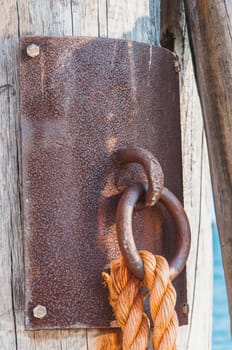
left=184, top=0, right=232, bottom=326
left=161, top=1, right=212, bottom=348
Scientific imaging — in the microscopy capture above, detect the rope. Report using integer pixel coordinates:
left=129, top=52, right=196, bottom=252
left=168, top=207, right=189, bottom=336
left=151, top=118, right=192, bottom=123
left=102, top=250, right=178, bottom=350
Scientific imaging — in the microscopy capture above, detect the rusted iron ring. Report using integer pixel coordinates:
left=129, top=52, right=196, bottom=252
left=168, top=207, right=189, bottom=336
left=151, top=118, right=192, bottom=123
left=114, top=147, right=164, bottom=209
left=116, top=182, right=191, bottom=281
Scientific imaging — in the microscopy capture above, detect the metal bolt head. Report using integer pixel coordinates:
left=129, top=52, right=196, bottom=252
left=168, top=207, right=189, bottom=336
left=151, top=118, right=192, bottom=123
left=182, top=303, right=189, bottom=315
left=33, top=304, right=47, bottom=319
left=174, top=59, right=181, bottom=73
left=27, top=44, right=40, bottom=58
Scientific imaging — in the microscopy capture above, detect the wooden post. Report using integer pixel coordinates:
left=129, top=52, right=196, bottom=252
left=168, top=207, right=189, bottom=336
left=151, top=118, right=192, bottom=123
left=0, top=1, right=212, bottom=349
left=184, top=0, right=232, bottom=326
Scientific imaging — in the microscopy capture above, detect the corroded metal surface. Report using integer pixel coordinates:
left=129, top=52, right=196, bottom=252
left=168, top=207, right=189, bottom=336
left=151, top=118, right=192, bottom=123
left=20, top=36, right=187, bottom=329
left=116, top=182, right=191, bottom=281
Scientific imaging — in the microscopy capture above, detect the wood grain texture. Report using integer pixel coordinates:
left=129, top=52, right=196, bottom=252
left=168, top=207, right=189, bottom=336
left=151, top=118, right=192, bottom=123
left=161, top=1, right=212, bottom=349
left=184, top=0, right=232, bottom=327
left=0, top=0, right=212, bottom=348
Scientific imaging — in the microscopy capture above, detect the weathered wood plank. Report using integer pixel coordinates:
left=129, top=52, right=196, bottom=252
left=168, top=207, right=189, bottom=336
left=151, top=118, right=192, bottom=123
left=0, top=0, right=212, bottom=349
left=72, top=0, right=99, bottom=37
left=162, top=1, right=212, bottom=349
left=17, top=0, right=73, bottom=35
left=0, top=0, right=23, bottom=348
left=184, top=0, right=232, bottom=326
left=107, top=0, right=160, bottom=44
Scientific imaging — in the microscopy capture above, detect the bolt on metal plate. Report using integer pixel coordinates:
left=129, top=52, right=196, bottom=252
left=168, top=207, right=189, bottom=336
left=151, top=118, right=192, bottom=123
left=26, top=43, right=40, bottom=57
left=33, top=304, right=47, bottom=319
left=20, top=36, right=188, bottom=330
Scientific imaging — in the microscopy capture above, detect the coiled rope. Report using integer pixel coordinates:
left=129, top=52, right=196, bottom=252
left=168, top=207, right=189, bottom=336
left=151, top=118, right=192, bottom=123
left=102, top=250, right=178, bottom=350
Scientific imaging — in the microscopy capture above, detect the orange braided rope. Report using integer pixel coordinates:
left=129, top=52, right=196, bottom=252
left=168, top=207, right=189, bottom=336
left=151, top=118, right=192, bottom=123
left=102, top=250, right=178, bottom=350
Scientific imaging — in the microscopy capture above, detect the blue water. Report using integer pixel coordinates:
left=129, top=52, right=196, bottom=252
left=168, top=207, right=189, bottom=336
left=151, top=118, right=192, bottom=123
left=212, top=222, right=232, bottom=349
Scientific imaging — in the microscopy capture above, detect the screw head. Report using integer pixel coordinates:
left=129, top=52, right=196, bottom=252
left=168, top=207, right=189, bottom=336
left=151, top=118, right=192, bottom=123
left=33, top=304, right=47, bottom=319
left=27, top=44, right=40, bottom=58
left=182, top=303, right=189, bottom=315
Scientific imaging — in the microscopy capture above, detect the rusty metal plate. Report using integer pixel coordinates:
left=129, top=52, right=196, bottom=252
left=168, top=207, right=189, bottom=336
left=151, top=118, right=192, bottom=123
left=20, top=36, right=188, bottom=330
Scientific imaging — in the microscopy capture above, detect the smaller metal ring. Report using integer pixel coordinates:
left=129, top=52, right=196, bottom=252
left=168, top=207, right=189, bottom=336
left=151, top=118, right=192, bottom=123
left=114, top=147, right=164, bottom=209
left=116, top=182, right=191, bottom=281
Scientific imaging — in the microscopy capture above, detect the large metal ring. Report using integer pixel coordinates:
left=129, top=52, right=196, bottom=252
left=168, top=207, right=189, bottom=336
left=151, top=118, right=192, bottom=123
left=116, top=182, right=191, bottom=281
left=114, top=147, right=164, bottom=209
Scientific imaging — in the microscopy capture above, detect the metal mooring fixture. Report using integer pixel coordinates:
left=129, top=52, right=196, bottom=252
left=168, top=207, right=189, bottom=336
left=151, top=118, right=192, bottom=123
left=20, top=36, right=190, bottom=330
